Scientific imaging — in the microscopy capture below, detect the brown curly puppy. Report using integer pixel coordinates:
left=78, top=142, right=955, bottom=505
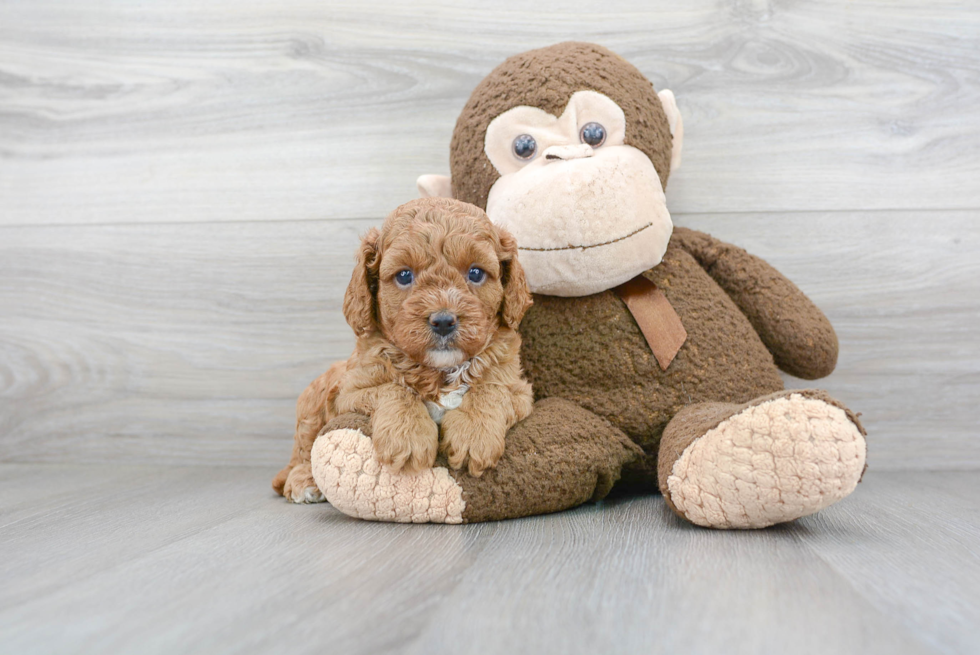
left=272, top=198, right=535, bottom=502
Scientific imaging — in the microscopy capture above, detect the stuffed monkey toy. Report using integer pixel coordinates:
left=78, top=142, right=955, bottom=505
left=283, top=42, right=867, bottom=528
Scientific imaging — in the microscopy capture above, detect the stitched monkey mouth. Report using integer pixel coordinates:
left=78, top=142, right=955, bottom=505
left=517, top=222, right=653, bottom=252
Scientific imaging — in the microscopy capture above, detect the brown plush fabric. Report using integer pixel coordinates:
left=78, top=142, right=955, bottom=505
left=519, top=237, right=786, bottom=481
left=322, top=412, right=372, bottom=436
left=450, top=398, right=643, bottom=522
left=672, top=228, right=839, bottom=379
left=449, top=42, right=674, bottom=210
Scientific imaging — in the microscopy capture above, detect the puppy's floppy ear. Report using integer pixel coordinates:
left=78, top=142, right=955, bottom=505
left=497, top=228, right=533, bottom=329
left=343, top=227, right=381, bottom=336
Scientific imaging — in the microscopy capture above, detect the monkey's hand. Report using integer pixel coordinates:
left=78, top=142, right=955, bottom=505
left=672, top=226, right=838, bottom=380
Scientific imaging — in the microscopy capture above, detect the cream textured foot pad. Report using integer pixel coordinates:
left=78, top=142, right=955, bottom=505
left=310, top=429, right=466, bottom=524
left=667, top=394, right=867, bottom=529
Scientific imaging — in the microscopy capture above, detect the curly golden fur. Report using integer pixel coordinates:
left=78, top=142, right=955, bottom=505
left=273, top=198, right=534, bottom=501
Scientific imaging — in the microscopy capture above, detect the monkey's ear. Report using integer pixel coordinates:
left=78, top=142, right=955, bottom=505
left=417, top=174, right=453, bottom=199
left=343, top=227, right=381, bottom=336
left=658, top=89, right=684, bottom=173
left=497, top=229, right=533, bottom=329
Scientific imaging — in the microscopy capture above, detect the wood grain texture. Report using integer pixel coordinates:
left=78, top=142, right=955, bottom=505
left=2, top=211, right=977, bottom=469
left=1, top=0, right=979, bottom=225
left=787, top=471, right=980, bottom=655
left=1, top=465, right=976, bottom=654
left=0, top=219, right=366, bottom=466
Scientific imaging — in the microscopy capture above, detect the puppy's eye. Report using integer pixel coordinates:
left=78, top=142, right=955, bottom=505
left=467, top=266, right=487, bottom=285
left=580, top=122, right=606, bottom=147
left=512, top=134, right=536, bottom=160
left=394, top=269, right=414, bottom=287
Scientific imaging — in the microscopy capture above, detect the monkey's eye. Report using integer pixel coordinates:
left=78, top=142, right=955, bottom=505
left=512, top=134, right=536, bottom=160
left=467, top=266, right=487, bottom=285
left=394, top=269, right=414, bottom=287
left=580, top=122, right=606, bottom=147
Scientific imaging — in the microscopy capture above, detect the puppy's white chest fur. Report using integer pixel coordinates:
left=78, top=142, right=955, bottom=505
left=425, top=385, right=469, bottom=425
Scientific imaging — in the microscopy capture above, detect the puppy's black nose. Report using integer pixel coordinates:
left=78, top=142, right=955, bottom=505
left=429, top=311, right=457, bottom=337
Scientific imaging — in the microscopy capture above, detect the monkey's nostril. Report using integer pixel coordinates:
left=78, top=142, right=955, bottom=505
left=542, top=144, right=594, bottom=162
left=428, top=311, right=458, bottom=337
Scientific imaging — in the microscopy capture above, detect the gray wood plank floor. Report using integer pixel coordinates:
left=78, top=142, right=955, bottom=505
left=0, top=465, right=977, bottom=655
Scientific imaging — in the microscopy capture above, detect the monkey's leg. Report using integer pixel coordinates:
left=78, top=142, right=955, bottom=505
left=658, top=390, right=867, bottom=529
left=310, top=399, right=642, bottom=523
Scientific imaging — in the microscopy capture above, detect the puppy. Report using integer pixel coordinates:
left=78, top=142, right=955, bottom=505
left=272, top=198, right=534, bottom=502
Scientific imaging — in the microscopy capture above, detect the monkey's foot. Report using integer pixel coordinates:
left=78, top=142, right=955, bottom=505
left=310, top=400, right=641, bottom=524
left=311, top=428, right=466, bottom=523
left=658, top=390, right=867, bottom=529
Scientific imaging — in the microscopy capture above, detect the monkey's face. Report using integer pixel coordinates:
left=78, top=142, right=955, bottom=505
left=482, top=91, right=672, bottom=297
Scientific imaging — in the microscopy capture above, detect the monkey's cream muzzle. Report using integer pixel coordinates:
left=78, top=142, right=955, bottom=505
left=482, top=91, right=673, bottom=297
left=486, top=145, right=671, bottom=296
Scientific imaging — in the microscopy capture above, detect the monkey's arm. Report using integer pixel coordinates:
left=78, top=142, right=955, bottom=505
left=671, top=227, right=838, bottom=380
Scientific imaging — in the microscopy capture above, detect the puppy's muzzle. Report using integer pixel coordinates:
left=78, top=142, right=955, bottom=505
left=428, top=311, right=458, bottom=338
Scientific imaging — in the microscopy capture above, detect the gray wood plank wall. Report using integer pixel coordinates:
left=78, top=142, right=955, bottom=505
left=2, top=1, right=978, bottom=469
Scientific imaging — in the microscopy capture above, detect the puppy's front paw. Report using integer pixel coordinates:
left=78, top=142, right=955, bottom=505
left=440, top=409, right=506, bottom=477
left=373, top=420, right=439, bottom=475
left=282, top=463, right=325, bottom=504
